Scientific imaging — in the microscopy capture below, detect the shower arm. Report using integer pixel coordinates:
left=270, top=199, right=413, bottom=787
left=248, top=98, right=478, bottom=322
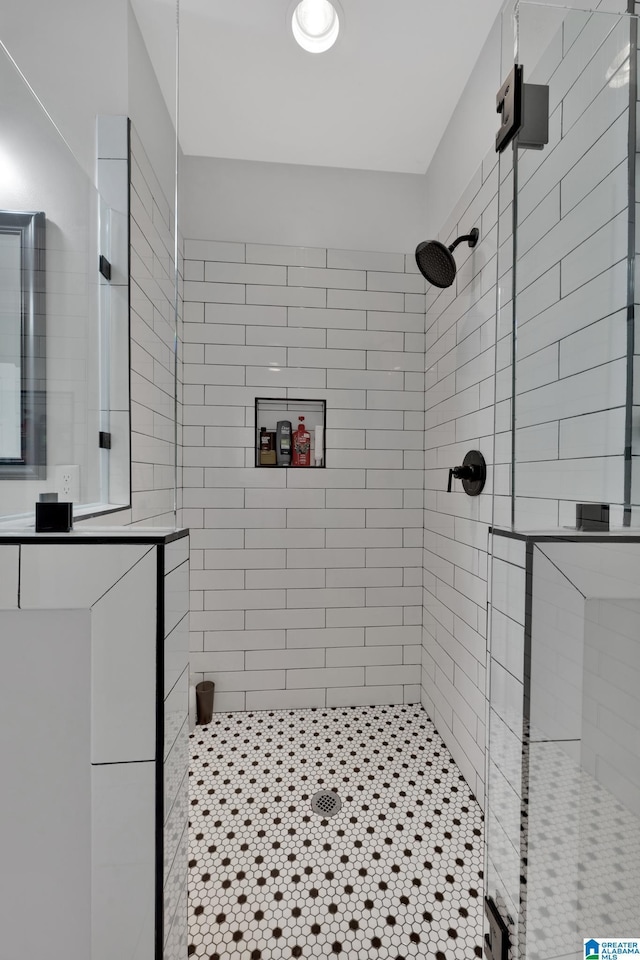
left=448, top=227, right=479, bottom=253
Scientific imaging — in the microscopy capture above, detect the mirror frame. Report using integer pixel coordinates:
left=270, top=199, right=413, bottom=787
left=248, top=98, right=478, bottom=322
left=0, top=209, right=46, bottom=480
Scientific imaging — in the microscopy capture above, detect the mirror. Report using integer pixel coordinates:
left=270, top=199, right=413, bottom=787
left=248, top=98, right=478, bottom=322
left=0, top=35, right=130, bottom=520
left=0, top=209, right=46, bottom=479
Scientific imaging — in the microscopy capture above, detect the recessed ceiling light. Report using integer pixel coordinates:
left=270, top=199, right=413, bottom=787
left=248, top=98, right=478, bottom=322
left=291, top=0, right=340, bottom=54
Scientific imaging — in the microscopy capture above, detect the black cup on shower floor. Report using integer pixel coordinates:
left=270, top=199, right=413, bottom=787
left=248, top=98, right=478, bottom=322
left=196, top=680, right=215, bottom=725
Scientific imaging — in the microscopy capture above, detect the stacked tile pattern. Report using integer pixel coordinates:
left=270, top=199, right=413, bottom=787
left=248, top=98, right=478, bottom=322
left=509, top=10, right=633, bottom=527
left=164, top=537, right=191, bottom=960
left=129, top=123, right=181, bottom=526
left=484, top=534, right=527, bottom=956
left=188, top=703, right=484, bottom=960
left=182, top=241, right=426, bottom=711
left=423, top=6, right=638, bottom=809
left=422, top=146, right=500, bottom=807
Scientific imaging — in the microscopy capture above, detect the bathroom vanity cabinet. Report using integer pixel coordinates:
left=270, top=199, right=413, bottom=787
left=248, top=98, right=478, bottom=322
left=0, top=528, right=189, bottom=960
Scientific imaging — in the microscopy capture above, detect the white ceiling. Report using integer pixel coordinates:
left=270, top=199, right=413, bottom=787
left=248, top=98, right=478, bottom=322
left=132, top=0, right=505, bottom=175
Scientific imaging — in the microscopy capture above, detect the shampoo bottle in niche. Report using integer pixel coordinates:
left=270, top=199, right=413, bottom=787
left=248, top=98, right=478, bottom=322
left=292, top=416, right=311, bottom=467
left=314, top=425, right=324, bottom=467
left=276, top=420, right=292, bottom=466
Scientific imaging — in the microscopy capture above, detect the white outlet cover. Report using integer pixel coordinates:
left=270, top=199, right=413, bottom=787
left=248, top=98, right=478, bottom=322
left=54, top=465, right=81, bottom=503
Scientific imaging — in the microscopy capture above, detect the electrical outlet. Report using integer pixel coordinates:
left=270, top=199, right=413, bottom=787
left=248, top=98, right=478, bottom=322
left=53, top=464, right=80, bottom=503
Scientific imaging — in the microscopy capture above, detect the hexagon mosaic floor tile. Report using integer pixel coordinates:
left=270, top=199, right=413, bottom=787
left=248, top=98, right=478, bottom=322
left=188, top=703, right=484, bottom=959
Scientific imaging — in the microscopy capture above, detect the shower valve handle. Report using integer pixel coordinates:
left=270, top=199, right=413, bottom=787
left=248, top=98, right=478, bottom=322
left=447, top=464, right=475, bottom=492
left=447, top=450, right=487, bottom=497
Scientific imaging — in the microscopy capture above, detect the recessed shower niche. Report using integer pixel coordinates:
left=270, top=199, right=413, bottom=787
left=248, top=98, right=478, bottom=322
left=254, top=397, right=326, bottom=468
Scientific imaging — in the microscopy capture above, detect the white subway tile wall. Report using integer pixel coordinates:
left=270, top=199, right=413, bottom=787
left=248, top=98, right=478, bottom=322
left=485, top=534, right=527, bottom=937
left=129, top=125, right=181, bottom=526
left=183, top=241, right=425, bottom=709
left=513, top=12, right=632, bottom=528
left=422, top=143, right=499, bottom=808
left=422, top=8, right=638, bottom=808
left=163, top=540, right=189, bottom=957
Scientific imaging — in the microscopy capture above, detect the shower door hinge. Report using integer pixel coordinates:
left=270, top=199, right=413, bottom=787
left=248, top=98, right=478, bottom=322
left=99, top=431, right=112, bottom=450
left=99, top=254, right=111, bottom=280
left=484, top=896, right=510, bottom=960
left=496, top=65, right=549, bottom=153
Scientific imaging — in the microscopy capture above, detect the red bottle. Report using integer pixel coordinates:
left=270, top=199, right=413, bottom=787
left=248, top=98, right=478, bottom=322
left=292, top=416, right=311, bottom=467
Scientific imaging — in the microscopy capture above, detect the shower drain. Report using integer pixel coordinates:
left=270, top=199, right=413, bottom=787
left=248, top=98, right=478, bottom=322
left=311, top=790, right=342, bottom=818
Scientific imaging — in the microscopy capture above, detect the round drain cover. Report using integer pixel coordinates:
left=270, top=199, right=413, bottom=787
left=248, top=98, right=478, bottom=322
left=311, top=790, right=342, bottom=817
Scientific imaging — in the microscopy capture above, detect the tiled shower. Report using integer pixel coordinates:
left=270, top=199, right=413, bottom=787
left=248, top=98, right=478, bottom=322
left=1, top=0, right=640, bottom=958
left=180, top=3, right=640, bottom=958
left=183, top=241, right=426, bottom=712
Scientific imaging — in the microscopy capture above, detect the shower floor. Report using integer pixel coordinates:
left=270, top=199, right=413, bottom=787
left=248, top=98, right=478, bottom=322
left=188, top=703, right=483, bottom=960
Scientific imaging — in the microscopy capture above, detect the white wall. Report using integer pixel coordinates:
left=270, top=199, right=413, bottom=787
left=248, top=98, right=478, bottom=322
left=0, top=604, right=92, bottom=960
left=181, top=156, right=427, bottom=254
left=0, top=0, right=178, bottom=198
left=423, top=16, right=502, bottom=239
left=128, top=3, right=178, bottom=210
left=0, top=0, right=129, bottom=178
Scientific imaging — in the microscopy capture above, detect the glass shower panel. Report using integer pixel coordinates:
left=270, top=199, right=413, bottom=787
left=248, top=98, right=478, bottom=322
left=509, top=3, right=636, bottom=531
left=487, top=7, right=640, bottom=960
left=129, top=0, right=181, bottom=527
left=527, top=540, right=640, bottom=959
left=485, top=533, right=528, bottom=960
left=486, top=533, right=640, bottom=960
left=0, top=39, right=104, bottom=518
left=523, top=542, right=640, bottom=958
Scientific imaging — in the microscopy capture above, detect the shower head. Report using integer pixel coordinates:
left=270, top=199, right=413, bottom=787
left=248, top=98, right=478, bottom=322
left=415, top=227, right=479, bottom=288
left=415, top=241, right=456, bottom=288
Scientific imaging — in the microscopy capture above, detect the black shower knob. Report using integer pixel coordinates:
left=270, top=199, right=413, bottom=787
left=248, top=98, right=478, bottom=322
left=447, top=450, right=486, bottom=496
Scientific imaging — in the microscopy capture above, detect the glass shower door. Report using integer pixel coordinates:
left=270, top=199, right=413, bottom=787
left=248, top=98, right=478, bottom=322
left=486, top=5, right=640, bottom=960
left=506, top=2, right=636, bottom=532
left=486, top=532, right=640, bottom=960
